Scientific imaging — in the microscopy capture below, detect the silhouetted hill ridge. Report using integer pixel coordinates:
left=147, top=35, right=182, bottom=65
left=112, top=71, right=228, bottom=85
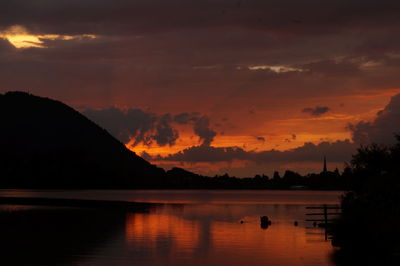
left=0, top=92, right=351, bottom=190
left=0, top=91, right=165, bottom=188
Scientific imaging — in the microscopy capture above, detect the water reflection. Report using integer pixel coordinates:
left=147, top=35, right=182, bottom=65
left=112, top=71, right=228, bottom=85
left=0, top=206, right=127, bottom=265
left=121, top=204, right=335, bottom=266
left=0, top=191, right=345, bottom=266
left=0, top=189, right=342, bottom=205
left=126, top=213, right=201, bottom=251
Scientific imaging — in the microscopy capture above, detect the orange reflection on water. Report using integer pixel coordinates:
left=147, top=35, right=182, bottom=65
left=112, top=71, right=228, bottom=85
left=125, top=213, right=200, bottom=252
left=124, top=205, right=335, bottom=266
left=211, top=221, right=333, bottom=265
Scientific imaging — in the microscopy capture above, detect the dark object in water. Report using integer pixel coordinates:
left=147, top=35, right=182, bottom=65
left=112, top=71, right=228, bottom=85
left=313, top=222, right=317, bottom=227
left=260, top=216, right=271, bottom=229
left=294, top=221, right=298, bottom=226
left=260, top=216, right=269, bottom=224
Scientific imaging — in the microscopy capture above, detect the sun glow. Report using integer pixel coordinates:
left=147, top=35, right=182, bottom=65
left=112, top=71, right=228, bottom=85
left=0, top=25, right=96, bottom=49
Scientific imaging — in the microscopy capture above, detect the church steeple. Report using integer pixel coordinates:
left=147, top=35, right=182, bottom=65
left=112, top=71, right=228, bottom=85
left=323, top=156, right=327, bottom=173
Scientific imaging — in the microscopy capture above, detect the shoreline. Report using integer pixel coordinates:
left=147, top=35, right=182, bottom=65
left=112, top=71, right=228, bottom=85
left=0, top=196, right=163, bottom=210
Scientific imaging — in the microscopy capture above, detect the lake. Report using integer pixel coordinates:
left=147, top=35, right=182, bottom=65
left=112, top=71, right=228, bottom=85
left=0, top=190, right=342, bottom=266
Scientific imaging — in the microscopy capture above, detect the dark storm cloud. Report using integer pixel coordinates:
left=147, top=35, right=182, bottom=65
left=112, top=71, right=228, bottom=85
left=302, top=106, right=330, bottom=116
left=2, top=9, right=400, bottom=108
left=349, top=93, right=400, bottom=145
left=83, top=107, right=157, bottom=145
left=173, top=112, right=217, bottom=146
left=193, top=116, right=217, bottom=146
left=153, top=114, right=179, bottom=146
left=2, top=38, right=400, bottom=117
left=2, top=0, right=400, bottom=36
left=83, top=108, right=215, bottom=146
left=84, top=108, right=179, bottom=147
left=83, top=108, right=180, bottom=146
left=152, top=140, right=356, bottom=163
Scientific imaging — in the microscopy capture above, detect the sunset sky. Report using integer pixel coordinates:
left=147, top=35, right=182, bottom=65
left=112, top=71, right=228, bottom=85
left=2, top=0, right=400, bottom=176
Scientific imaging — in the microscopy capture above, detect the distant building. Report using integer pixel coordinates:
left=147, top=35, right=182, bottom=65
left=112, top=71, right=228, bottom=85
left=323, top=156, right=327, bottom=173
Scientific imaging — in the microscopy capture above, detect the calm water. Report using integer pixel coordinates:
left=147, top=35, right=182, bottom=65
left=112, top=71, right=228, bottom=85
left=0, top=190, right=342, bottom=266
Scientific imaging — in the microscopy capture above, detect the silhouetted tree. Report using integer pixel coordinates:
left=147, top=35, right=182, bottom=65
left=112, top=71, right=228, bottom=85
left=332, top=135, right=400, bottom=258
left=272, top=171, right=281, bottom=180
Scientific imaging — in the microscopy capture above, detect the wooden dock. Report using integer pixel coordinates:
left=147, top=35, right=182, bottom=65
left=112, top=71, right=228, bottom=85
left=305, top=204, right=341, bottom=240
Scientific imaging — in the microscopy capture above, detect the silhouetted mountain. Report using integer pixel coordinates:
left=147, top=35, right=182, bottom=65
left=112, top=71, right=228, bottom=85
left=165, top=167, right=208, bottom=188
left=0, top=91, right=354, bottom=190
left=0, top=91, right=165, bottom=188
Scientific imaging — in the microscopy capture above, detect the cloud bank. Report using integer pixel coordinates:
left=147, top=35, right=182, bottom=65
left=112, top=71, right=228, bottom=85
left=2, top=1, right=400, bottom=175
left=145, top=94, right=400, bottom=175
left=151, top=140, right=356, bottom=164
left=83, top=108, right=216, bottom=146
left=349, top=93, right=400, bottom=145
